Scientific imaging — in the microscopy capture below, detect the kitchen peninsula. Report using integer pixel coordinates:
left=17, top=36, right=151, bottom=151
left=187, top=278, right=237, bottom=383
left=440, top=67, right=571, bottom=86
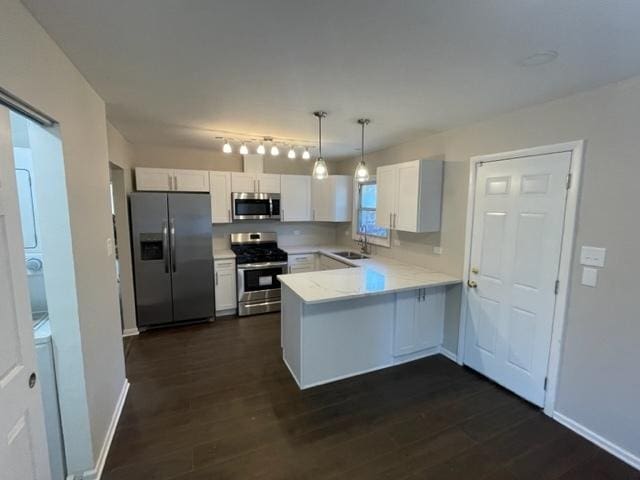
left=278, top=249, right=461, bottom=389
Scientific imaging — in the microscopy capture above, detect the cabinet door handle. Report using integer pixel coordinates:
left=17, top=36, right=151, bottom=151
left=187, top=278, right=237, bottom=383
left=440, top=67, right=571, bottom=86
left=416, top=289, right=421, bottom=301
left=168, top=175, right=172, bottom=190
left=258, top=179, right=261, bottom=192
left=422, top=289, right=426, bottom=301
left=281, top=208, right=284, bottom=222
left=393, top=213, right=397, bottom=229
left=228, top=209, right=231, bottom=222
left=389, top=213, right=393, bottom=229
left=174, top=175, right=178, bottom=190
left=215, top=272, right=219, bottom=285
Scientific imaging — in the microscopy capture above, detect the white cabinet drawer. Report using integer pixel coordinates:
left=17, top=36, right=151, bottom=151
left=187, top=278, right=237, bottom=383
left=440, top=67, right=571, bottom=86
left=289, top=254, right=314, bottom=265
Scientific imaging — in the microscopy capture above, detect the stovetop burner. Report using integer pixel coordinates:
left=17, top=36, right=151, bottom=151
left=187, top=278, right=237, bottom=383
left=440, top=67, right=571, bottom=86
left=230, top=233, right=288, bottom=264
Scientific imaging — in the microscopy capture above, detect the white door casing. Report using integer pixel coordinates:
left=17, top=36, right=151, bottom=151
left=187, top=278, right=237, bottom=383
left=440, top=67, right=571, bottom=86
left=0, top=107, right=51, bottom=479
left=463, top=150, right=571, bottom=407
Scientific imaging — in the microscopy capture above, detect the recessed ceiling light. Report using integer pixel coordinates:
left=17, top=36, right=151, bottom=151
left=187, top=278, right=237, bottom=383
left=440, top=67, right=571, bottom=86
left=519, top=50, right=558, bottom=67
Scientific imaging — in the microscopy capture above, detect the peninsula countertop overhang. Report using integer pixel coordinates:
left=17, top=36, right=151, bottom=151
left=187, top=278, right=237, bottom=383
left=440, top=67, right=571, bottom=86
left=278, top=248, right=461, bottom=304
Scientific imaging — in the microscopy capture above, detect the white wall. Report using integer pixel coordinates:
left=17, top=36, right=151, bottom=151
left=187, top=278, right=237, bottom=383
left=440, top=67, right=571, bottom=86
left=337, top=75, right=640, bottom=462
left=0, top=0, right=126, bottom=474
left=107, top=124, right=137, bottom=334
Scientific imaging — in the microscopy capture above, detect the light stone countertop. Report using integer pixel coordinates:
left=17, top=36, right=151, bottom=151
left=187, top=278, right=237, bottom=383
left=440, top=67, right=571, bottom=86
left=213, top=249, right=236, bottom=260
left=278, top=246, right=461, bottom=304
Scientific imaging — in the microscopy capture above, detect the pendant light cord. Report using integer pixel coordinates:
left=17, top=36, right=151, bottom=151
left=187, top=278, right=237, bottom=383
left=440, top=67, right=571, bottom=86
left=361, top=121, right=365, bottom=162
left=318, top=114, right=322, bottom=158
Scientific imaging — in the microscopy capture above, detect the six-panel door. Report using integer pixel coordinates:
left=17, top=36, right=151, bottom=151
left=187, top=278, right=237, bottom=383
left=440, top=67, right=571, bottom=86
left=464, top=152, right=571, bottom=406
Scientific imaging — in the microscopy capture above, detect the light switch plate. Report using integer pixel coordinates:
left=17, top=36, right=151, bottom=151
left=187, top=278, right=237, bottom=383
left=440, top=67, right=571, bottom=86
left=581, top=267, right=598, bottom=287
left=580, top=246, right=606, bottom=267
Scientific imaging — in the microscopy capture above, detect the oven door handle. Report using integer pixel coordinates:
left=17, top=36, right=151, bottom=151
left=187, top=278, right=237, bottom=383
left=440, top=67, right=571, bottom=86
left=237, top=261, right=288, bottom=270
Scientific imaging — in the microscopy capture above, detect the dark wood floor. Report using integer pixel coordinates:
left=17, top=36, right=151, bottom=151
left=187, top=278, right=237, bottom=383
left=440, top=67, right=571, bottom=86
left=105, top=314, right=638, bottom=480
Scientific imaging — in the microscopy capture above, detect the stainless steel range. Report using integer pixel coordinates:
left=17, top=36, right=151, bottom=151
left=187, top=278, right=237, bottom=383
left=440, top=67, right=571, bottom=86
left=230, top=232, right=288, bottom=316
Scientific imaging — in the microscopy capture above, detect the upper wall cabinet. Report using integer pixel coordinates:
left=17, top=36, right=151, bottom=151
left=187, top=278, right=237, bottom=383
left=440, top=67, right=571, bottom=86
left=135, top=167, right=209, bottom=192
left=375, top=159, right=443, bottom=233
left=209, top=171, right=232, bottom=224
left=230, top=173, right=281, bottom=193
left=311, top=175, right=352, bottom=222
left=281, top=175, right=311, bottom=222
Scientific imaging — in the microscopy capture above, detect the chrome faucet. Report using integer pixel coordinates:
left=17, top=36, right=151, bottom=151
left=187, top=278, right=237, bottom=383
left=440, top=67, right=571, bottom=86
left=357, top=228, right=371, bottom=255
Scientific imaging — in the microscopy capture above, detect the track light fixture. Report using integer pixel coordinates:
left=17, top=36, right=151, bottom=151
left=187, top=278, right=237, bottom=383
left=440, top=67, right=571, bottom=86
left=288, top=146, right=296, bottom=159
left=222, top=140, right=232, bottom=154
left=270, top=144, right=280, bottom=156
left=239, top=143, right=249, bottom=155
left=302, top=148, right=311, bottom=160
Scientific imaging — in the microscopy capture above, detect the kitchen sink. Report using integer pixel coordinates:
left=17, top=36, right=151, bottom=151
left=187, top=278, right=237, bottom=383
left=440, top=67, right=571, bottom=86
left=333, top=251, right=369, bottom=260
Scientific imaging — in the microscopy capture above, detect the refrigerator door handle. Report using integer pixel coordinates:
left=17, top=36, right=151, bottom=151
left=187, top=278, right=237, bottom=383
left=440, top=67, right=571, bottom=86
left=170, top=217, right=176, bottom=272
left=162, top=221, right=169, bottom=273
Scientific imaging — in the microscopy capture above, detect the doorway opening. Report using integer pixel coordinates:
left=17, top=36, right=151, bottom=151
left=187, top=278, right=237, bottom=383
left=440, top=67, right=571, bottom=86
left=9, top=109, right=91, bottom=479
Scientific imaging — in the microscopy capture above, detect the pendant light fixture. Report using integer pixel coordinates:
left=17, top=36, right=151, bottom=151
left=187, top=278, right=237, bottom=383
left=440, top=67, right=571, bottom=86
left=270, top=143, right=280, bottom=156
left=287, top=146, right=296, bottom=159
left=256, top=141, right=266, bottom=155
left=312, top=111, right=328, bottom=180
left=302, top=147, right=311, bottom=160
left=354, top=119, right=370, bottom=182
left=239, top=142, right=249, bottom=155
left=222, top=139, right=232, bottom=154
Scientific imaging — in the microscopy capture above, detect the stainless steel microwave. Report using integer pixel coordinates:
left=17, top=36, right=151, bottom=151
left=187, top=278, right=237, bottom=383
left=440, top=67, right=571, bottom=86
left=232, top=192, right=280, bottom=221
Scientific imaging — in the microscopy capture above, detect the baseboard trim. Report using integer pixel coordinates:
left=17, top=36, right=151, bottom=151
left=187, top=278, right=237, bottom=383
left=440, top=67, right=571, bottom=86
left=121, top=328, right=139, bottom=337
left=82, top=379, right=129, bottom=479
left=553, top=411, right=640, bottom=471
left=439, top=346, right=458, bottom=363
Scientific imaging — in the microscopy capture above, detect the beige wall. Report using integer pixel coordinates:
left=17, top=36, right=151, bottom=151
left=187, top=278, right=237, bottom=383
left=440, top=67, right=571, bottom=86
left=107, top=123, right=137, bottom=334
left=337, top=75, right=640, bottom=460
left=132, top=143, right=317, bottom=176
left=0, top=0, right=125, bottom=473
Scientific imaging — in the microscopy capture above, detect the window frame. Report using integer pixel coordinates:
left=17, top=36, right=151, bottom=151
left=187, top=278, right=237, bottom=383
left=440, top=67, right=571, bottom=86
left=351, top=177, right=391, bottom=248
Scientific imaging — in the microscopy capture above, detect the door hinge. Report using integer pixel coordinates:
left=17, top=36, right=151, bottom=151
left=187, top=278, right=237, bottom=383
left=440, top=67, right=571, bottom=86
left=554, top=280, right=560, bottom=295
left=544, top=377, right=548, bottom=391
left=566, top=173, right=572, bottom=190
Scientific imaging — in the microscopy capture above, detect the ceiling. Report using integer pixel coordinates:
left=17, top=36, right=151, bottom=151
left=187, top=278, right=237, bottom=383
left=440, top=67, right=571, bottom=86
left=21, top=0, right=640, bottom=159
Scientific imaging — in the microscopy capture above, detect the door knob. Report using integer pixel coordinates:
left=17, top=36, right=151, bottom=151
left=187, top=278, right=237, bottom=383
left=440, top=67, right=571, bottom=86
left=29, top=372, right=37, bottom=388
left=467, top=280, right=478, bottom=288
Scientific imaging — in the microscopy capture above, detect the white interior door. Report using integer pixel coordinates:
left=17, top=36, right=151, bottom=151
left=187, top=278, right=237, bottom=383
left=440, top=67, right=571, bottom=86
left=464, top=152, right=571, bottom=406
left=0, top=107, right=51, bottom=479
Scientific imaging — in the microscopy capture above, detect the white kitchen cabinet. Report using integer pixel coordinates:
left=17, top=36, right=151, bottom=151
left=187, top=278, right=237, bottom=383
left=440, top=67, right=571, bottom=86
left=209, top=171, right=232, bottom=223
left=214, top=258, right=237, bottom=313
left=231, top=172, right=256, bottom=193
left=311, top=175, right=352, bottom=222
left=318, top=254, right=351, bottom=271
left=231, top=173, right=281, bottom=193
left=173, top=169, right=210, bottom=192
left=257, top=174, right=281, bottom=193
left=281, top=175, right=311, bottom=222
left=135, top=167, right=174, bottom=191
left=287, top=253, right=316, bottom=273
left=375, top=159, right=443, bottom=233
left=135, top=167, right=209, bottom=192
left=393, top=286, right=445, bottom=356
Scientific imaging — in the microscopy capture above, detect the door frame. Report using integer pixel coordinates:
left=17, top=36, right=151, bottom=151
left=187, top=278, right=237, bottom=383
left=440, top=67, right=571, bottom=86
left=457, top=140, right=584, bottom=416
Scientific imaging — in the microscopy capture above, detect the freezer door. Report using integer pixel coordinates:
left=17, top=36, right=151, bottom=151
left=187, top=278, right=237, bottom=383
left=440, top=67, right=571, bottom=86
left=130, top=192, right=173, bottom=327
left=168, top=193, right=215, bottom=322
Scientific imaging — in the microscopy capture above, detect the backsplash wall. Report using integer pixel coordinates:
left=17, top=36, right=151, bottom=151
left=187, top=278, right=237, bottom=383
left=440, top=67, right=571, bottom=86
left=213, top=221, right=338, bottom=251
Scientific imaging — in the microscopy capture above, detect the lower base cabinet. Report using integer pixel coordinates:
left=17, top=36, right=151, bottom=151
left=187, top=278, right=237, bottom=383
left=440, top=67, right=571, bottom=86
left=393, top=287, right=445, bottom=356
left=214, top=259, right=237, bottom=313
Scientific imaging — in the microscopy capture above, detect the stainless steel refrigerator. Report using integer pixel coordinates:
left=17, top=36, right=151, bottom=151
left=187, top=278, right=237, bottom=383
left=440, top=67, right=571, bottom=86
left=130, top=192, right=214, bottom=328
